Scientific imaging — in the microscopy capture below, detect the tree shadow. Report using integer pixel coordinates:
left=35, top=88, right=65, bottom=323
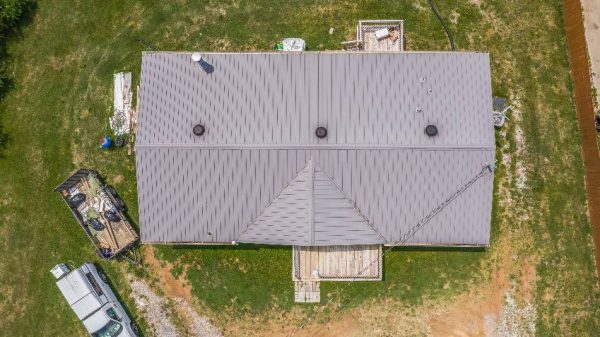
left=0, top=1, right=37, bottom=159
left=0, top=124, right=9, bottom=159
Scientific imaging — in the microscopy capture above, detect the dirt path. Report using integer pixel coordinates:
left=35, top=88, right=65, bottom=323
left=563, top=0, right=600, bottom=281
left=143, top=246, right=193, bottom=302
left=130, top=278, right=180, bottom=337
left=139, top=247, right=223, bottom=337
left=129, top=275, right=223, bottom=337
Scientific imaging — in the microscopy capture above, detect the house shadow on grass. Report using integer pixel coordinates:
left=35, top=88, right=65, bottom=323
left=378, top=245, right=487, bottom=282
left=0, top=1, right=37, bottom=159
left=169, top=243, right=486, bottom=253
left=170, top=243, right=291, bottom=251
left=389, top=245, right=487, bottom=253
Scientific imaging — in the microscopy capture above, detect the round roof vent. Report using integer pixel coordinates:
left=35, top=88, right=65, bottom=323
left=193, top=124, right=205, bottom=136
left=191, top=52, right=202, bottom=62
left=315, top=126, right=328, bottom=138
left=425, top=125, right=438, bottom=137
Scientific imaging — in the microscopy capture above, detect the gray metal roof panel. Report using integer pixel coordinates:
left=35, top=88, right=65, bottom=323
left=137, top=148, right=494, bottom=245
left=237, top=161, right=385, bottom=246
left=238, top=163, right=313, bottom=245
left=136, top=51, right=495, bottom=246
left=137, top=52, right=494, bottom=147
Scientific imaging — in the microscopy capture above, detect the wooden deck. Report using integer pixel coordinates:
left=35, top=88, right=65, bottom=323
left=342, top=20, right=404, bottom=51
left=363, top=31, right=401, bottom=52
left=293, top=245, right=382, bottom=281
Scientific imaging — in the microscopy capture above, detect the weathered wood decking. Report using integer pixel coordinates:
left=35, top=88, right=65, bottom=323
left=292, top=245, right=382, bottom=303
left=293, top=245, right=382, bottom=281
left=362, top=31, right=402, bottom=52
left=342, top=20, right=404, bottom=52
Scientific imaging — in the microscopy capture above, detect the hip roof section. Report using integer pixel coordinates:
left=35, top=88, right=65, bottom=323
left=137, top=52, right=494, bottom=148
left=136, top=51, right=496, bottom=246
left=238, top=160, right=385, bottom=246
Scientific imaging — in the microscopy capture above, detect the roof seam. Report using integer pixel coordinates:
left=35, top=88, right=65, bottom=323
left=237, top=166, right=306, bottom=239
left=313, top=164, right=388, bottom=242
left=309, top=158, right=315, bottom=245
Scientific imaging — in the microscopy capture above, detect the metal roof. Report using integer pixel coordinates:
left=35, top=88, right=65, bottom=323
left=136, top=51, right=495, bottom=246
left=238, top=159, right=385, bottom=245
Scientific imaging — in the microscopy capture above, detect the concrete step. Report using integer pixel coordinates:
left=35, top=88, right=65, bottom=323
left=294, top=281, right=320, bottom=303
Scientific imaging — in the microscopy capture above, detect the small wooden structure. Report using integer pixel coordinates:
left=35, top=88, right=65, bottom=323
left=292, top=245, right=382, bottom=303
left=342, top=20, right=404, bottom=52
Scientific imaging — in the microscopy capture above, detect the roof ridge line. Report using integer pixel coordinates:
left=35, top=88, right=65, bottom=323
left=313, top=165, right=388, bottom=242
left=136, top=143, right=495, bottom=151
left=309, top=159, right=315, bottom=246
left=239, top=165, right=310, bottom=239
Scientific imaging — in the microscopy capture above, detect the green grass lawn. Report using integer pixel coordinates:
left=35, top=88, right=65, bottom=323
left=0, top=1, right=599, bottom=336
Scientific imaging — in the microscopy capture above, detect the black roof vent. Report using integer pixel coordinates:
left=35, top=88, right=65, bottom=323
left=425, top=125, right=438, bottom=137
left=315, top=126, right=328, bottom=138
left=193, top=124, right=205, bottom=136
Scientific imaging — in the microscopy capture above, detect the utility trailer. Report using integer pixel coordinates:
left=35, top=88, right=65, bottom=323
left=54, top=169, right=138, bottom=260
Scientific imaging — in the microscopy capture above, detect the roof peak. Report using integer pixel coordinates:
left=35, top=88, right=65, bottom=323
left=238, top=159, right=385, bottom=246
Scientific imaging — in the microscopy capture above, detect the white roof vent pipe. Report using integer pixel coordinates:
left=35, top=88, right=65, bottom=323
left=191, top=52, right=203, bottom=63
left=191, top=52, right=214, bottom=73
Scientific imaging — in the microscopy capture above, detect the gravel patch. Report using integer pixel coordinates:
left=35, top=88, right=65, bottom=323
left=485, top=292, right=536, bottom=337
left=130, top=278, right=179, bottom=337
left=129, top=277, right=222, bottom=337
left=178, top=299, right=222, bottom=337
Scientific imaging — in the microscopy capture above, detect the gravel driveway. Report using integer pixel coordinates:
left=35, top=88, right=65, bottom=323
left=129, top=277, right=222, bottom=337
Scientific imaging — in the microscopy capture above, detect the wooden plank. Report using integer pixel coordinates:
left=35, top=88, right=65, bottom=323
left=331, top=246, right=337, bottom=276
left=295, top=244, right=382, bottom=281
left=321, top=246, right=329, bottom=276
left=313, top=247, right=319, bottom=277
left=302, top=248, right=310, bottom=279
left=318, top=246, right=325, bottom=277
left=355, top=245, right=362, bottom=277
left=344, top=246, right=350, bottom=277
left=365, top=246, right=372, bottom=277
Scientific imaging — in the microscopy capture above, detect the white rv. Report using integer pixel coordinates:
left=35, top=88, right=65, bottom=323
left=51, top=263, right=138, bottom=337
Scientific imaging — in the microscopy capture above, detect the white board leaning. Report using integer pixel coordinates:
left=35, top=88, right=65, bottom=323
left=110, top=72, right=132, bottom=135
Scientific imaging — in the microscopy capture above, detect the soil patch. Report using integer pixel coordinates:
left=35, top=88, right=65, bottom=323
left=129, top=276, right=222, bottom=337
left=130, top=277, right=180, bottom=337
left=144, top=246, right=192, bottom=302
left=273, top=313, right=362, bottom=337
left=112, top=174, right=125, bottom=184
left=428, top=268, right=507, bottom=337
left=519, top=257, right=537, bottom=302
